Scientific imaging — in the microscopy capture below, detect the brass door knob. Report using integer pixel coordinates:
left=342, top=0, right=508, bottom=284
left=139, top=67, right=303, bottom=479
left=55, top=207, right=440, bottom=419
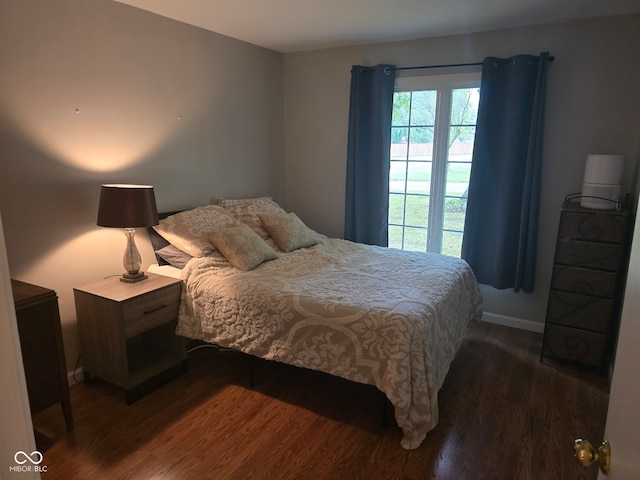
left=573, top=438, right=611, bottom=474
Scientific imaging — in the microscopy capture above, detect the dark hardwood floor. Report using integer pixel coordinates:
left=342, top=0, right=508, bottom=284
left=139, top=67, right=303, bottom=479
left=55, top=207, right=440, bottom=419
left=33, top=321, right=609, bottom=480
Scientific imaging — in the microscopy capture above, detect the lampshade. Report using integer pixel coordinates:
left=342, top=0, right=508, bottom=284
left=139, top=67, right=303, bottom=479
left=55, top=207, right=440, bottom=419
left=97, top=184, right=159, bottom=228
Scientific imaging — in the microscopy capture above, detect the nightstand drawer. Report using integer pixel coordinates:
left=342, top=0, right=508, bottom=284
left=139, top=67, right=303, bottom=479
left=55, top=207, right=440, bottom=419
left=555, top=239, right=622, bottom=271
left=542, top=324, right=607, bottom=367
left=123, top=284, right=181, bottom=338
left=546, top=290, right=613, bottom=333
left=558, top=211, right=627, bottom=243
left=551, top=265, right=617, bottom=297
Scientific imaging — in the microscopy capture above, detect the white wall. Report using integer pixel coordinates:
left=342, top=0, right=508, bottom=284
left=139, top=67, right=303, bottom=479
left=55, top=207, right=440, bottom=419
left=0, top=0, right=284, bottom=371
left=283, top=15, right=640, bottom=327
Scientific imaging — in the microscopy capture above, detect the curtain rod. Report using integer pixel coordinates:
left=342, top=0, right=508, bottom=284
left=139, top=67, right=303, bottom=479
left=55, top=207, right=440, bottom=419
left=392, top=55, right=554, bottom=72
left=394, top=61, right=481, bottom=71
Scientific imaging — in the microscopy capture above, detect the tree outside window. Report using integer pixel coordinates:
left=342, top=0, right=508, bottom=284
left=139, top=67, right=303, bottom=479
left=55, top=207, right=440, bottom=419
left=389, top=72, right=480, bottom=257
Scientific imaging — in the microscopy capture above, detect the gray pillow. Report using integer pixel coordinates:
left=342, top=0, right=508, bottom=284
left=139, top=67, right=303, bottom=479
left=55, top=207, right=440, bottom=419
left=154, top=244, right=193, bottom=269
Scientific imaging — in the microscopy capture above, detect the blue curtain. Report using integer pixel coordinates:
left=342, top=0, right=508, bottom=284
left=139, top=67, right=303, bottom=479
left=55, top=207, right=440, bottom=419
left=344, top=64, right=396, bottom=246
left=462, top=52, right=550, bottom=293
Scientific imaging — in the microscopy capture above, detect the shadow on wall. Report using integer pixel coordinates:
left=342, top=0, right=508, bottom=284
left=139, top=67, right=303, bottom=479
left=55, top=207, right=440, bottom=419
left=0, top=131, right=165, bottom=279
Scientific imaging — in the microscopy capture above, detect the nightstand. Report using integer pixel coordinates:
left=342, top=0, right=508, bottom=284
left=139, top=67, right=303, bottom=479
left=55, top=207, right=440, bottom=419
left=12, top=279, right=74, bottom=430
left=74, top=273, right=187, bottom=403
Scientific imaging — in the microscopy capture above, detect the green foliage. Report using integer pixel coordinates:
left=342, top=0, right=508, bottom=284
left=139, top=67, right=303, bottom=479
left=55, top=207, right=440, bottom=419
left=445, top=197, right=466, bottom=212
left=392, top=91, right=410, bottom=125
left=389, top=85, right=478, bottom=258
left=449, top=88, right=479, bottom=146
left=391, top=88, right=479, bottom=147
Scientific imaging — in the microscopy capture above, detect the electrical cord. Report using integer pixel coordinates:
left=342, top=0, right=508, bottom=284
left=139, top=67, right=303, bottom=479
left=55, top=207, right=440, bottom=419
left=72, top=354, right=83, bottom=383
left=187, top=343, right=236, bottom=354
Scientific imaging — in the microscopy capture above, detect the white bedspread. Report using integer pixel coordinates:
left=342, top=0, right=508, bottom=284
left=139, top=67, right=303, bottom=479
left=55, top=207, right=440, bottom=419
left=177, top=238, right=482, bottom=449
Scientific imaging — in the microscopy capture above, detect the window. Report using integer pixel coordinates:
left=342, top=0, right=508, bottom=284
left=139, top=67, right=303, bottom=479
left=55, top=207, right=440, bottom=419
left=388, top=72, right=480, bottom=257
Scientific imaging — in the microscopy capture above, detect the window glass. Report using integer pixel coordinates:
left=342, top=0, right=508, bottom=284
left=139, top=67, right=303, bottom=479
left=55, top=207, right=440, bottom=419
left=388, top=73, right=480, bottom=257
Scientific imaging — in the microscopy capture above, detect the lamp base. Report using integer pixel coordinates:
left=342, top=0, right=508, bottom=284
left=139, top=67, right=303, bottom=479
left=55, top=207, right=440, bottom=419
left=120, top=272, right=148, bottom=283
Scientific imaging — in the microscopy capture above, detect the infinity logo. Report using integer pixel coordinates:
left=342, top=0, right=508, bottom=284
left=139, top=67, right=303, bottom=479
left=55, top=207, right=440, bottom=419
left=14, top=451, right=43, bottom=465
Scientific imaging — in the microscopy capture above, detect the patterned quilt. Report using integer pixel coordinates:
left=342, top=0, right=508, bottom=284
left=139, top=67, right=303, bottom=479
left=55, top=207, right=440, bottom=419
left=177, top=238, right=483, bottom=449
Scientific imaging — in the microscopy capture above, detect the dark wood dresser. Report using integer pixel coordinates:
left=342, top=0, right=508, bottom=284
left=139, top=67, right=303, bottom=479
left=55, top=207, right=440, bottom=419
left=541, top=203, right=631, bottom=370
left=12, top=279, right=74, bottom=430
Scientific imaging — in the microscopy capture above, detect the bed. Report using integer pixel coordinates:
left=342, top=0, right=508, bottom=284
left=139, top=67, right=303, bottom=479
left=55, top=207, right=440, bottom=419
left=147, top=197, right=483, bottom=450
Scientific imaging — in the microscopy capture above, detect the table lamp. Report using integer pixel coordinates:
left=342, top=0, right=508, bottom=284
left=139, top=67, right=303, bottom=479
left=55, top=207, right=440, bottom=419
left=97, top=184, right=159, bottom=282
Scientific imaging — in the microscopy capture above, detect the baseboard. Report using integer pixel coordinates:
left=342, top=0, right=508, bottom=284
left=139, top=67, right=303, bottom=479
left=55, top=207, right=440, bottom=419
left=480, top=312, right=545, bottom=333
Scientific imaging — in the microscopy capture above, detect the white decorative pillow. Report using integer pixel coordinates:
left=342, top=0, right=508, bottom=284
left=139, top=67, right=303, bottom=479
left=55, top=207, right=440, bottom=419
left=208, top=223, right=278, bottom=271
left=258, top=212, right=320, bottom=253
left=153, top=205, right=238, bottom=257
left=225, top=198, right=287, bottom=239
left=217, top=196, right=274, bottom=209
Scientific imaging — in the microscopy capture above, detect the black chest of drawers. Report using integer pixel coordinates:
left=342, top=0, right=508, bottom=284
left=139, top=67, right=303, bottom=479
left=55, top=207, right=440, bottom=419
left=541, top=203, right=630, bottom=370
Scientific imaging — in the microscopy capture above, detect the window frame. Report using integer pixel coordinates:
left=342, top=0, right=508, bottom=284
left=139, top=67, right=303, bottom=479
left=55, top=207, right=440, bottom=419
left=391, top=70, right=481, bottom=255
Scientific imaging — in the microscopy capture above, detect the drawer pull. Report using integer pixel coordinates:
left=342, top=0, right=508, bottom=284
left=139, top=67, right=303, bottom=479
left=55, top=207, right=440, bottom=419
left=144, top=304, right=167, bottom=315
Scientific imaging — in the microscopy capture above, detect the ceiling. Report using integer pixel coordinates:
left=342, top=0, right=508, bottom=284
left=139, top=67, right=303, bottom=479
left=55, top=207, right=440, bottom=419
left=114, top=0, right=640, bottom=53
